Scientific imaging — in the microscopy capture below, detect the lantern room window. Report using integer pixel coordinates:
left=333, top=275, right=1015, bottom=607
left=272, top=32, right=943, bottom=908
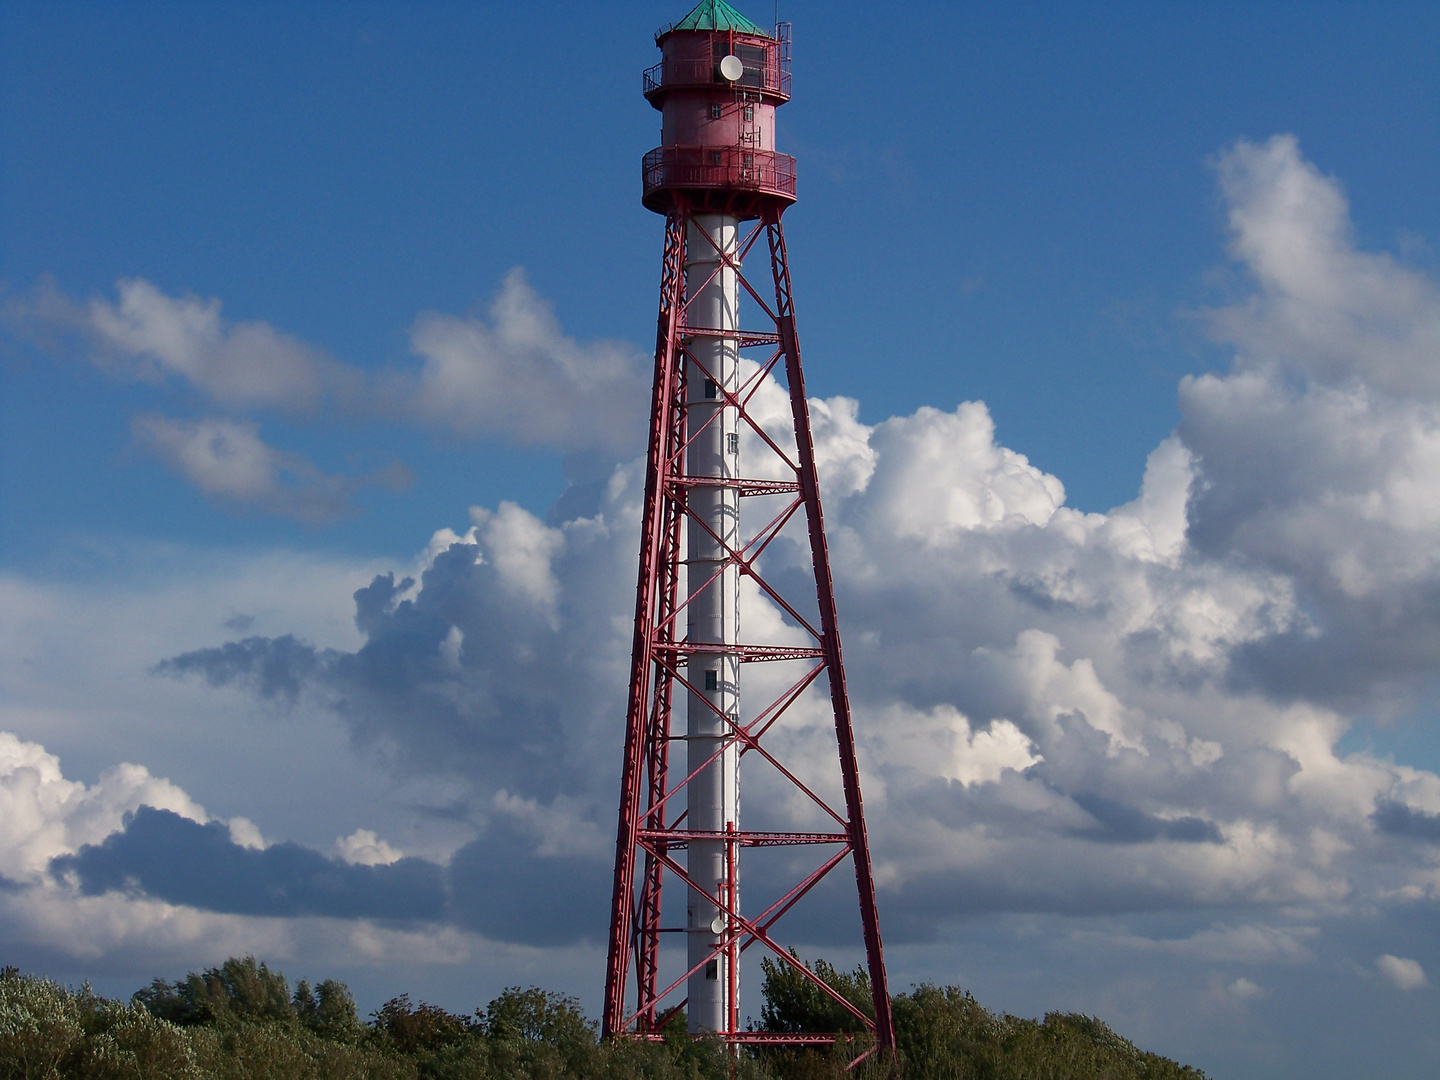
left=712, top=40, right=769, bottom=88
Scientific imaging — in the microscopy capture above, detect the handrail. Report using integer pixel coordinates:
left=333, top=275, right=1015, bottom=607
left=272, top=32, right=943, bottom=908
left=643, top=58, right=791, bottom=100
left=642, top=146, right=797, bottom=203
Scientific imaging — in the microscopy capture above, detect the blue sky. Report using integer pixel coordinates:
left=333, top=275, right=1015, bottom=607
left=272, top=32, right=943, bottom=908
left=3, top=2, right=1440, bottom=1077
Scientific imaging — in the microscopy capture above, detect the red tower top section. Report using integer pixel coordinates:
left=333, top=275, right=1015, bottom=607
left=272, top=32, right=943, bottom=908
left=641, top=1, right=796, bottom=218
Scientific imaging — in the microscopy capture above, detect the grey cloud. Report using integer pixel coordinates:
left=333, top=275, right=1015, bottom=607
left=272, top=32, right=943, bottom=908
left=156, top=499, right=638, bottom=799
left=154, top=634, right=339, bottom=701
left=9, top=131, right=1440, bottom=1080
left=52, top=807, right=446, bottom=921
left=1179, top=370, right=1440, bottom=713
left=47, top=804, right=614, bottom=947
left=394, top=269, right=648, bottom=454
left=1174, top=139, right=1440, bottom=714
left=143, top=136, right=1440, bottom=948
left=131, top=414, right=409, bottom=523
left=448, top=816, right=610, bottom=946
left=1209, top=135, right=1440, bottom=400
left=1070, top=793, right=1224, bottom=845
left=1372, top=800, right=1440, bottom=842
left=8, top=270, right=646, bottom=456
left=3, top=276, right=356, bottom=413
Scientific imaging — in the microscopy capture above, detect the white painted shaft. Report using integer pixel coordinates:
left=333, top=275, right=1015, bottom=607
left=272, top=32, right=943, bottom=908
left=684, top=214, right=740, bottom=1033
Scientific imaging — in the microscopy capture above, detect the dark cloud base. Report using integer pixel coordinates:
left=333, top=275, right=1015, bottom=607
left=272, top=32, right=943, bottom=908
left=1372, top=799, right=1440, bottom=842
left=49, top=806, right=614, bottom=945
left=1071, top=793, right=1224, bottom=845
left=48, top=802, right=1249, bottom=953
left=53, top=808, right=446, bottom=921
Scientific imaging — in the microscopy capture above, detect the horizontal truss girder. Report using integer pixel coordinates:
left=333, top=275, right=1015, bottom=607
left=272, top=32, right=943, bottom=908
left=682, top=325, right=781, bottom=347
left=628, top=1032, right=871, bottom=1047
left=637, top=829, right=848, bottom=847
left=651, top=641, right=823, bottom=663
left=665, top=475, right=801, bottom=497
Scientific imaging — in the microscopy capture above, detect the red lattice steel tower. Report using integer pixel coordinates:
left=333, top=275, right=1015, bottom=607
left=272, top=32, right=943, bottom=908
left=604, top=1, right=893, bottom=1061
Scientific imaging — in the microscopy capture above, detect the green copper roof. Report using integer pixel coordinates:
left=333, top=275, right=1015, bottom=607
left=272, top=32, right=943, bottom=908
left=670, top=0, right=768, bottom=36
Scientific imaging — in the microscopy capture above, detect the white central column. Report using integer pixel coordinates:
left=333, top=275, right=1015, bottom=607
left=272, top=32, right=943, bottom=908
left=684, top=213, right=741, bottom=1034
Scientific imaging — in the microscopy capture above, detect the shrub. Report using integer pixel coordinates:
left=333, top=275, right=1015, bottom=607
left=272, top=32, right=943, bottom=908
left=186, top=1022, right=414, bottom=1080
left=0, top=967, right=86, bottom=1080
left=133, top=958, right=292, bottom=1027
left=293, top=980, right=362, bottom=1044
left=370, top=994, right=472, bottom=1056
left=70, top=1003, right=198, bottom=1080
left=891, top=984, right=1209, bottom=1080
left=758, top=952, right=874, bottom=1036
left=0, top=955, right=1208, bottom=1080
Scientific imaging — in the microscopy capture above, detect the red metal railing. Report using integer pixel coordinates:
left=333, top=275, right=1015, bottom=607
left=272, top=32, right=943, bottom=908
left=643, top=57, right=791, bottom=100
left=642, top=146, right=796, bottom=203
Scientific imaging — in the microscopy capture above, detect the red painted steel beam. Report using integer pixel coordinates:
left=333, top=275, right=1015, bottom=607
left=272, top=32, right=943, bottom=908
left=766, top=211, right=896, bottom=1052
left=603, top=209, right=688, bottom=1039
left=642, top=845, right=877, bottom=1031
left=651, top=642, right=824, bottom=663
left=637, top=829, right=849, bottom=846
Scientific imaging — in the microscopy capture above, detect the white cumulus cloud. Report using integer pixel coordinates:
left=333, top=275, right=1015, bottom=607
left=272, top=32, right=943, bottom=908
left=131, top=414, right=408, bottom=522
left=0, top=730, right=205, bottom=881
left=145, top=133, right=1440, bottom=944
left=83, top=277, right=357, bottom=411
left=334, top=829, right=403, bottom=867
left=5, top=134, right=1440, bottom=1063
left=395, top=268, right=648, bottom=452
left=1210, top=134, right=1440, bottom=399
left=1375, top=954, right=1427, bottom=991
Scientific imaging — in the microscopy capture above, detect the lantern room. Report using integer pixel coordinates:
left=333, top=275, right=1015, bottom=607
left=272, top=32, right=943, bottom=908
left=641, top=0, right=797, bottom=216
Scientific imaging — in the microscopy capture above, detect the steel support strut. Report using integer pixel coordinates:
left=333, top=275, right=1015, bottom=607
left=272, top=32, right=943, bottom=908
left=765, top=208, right=895, bottom=1049
left=605, top=209, right=688, bottom=1034
left=604, top=200, right=894, bottom=1061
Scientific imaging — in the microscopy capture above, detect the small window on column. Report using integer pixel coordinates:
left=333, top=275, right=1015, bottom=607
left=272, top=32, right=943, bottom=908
left=704, top=378, right=718, bottom=399
left=710, top=103, right=723, bottom=119
left=743, top=105, right=754, bottom=122
left=704, top=669, right=718, bottom=691
left=704, top=960, right=719, bottom=980
left=727, top=433, right=739, bottom=454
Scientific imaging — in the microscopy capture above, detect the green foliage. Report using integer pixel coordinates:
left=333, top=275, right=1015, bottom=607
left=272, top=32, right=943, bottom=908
left=184, top=1022, right=413, bottom=1080
left=70, top=1002, right=200, bottom=1080
left=0, top=955, right=1208, bottom=1080
left=132, top=958, right=293, bottom=1027
left=292, top=980, right=362, bottom=1043
left=755, top=952, right=877, bottom=1080
left=370, top=995, right=472, bottom=1056
left=890, top=983, right=1209, bottom=1080
left=480, top=987, right=594, bottom=1049
left=478, top=987, right=595, bottom=1077
left=1, top=965, right=86, bottom=1080
left=759, top=951, right=874, bottom=1035
left=1, top=967, right=200, bottom=1080
left=758, top=956, right=1208, bottom=1080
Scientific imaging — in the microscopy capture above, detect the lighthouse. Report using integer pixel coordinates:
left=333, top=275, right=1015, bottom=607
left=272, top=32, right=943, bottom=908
left=605, top=1, right=894, bottom=1058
